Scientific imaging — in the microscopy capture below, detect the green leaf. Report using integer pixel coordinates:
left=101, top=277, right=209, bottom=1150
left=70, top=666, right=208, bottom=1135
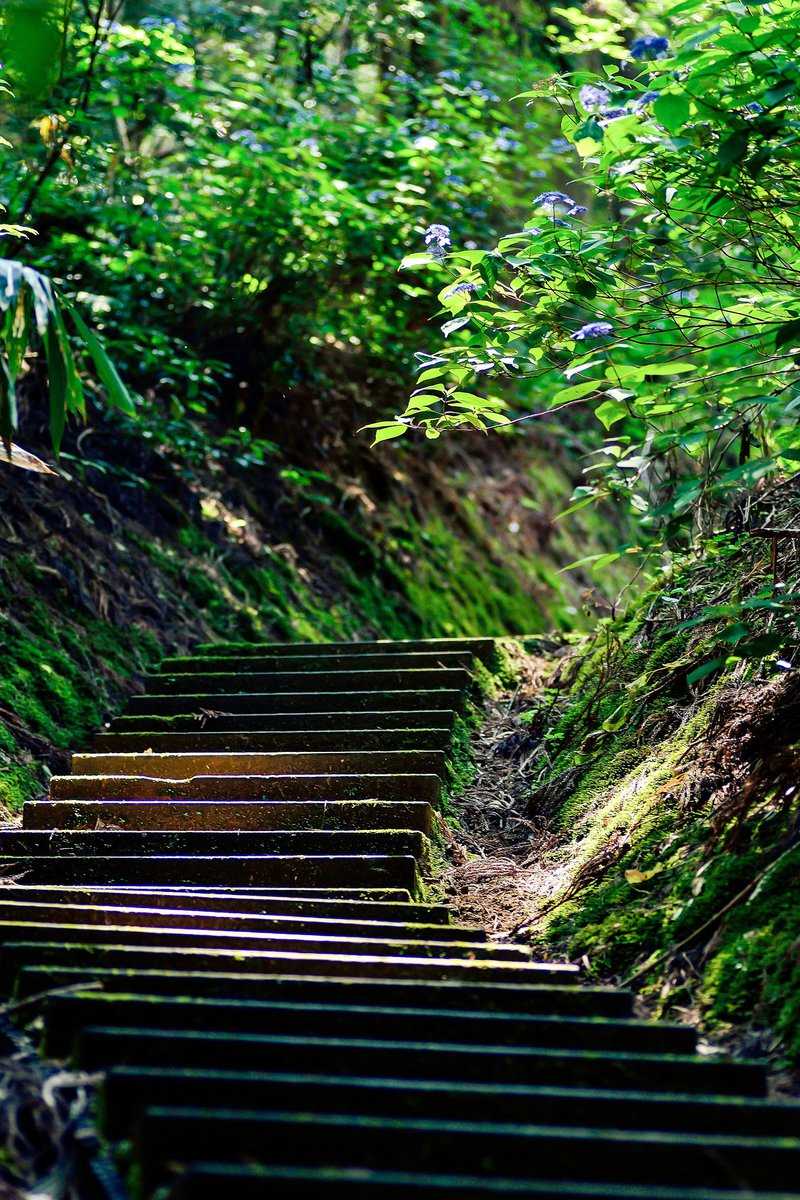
left=44, top=319, right=67, bottom=456
left=653, top=93, right=691, bottom=132
left=441, top=315, right=470, bottom=337
left=372, top=423, right=408, bottom=445
left=595, top=398, right=628, bottom=428
left=50, top=302, right=84, bottom=417
left=717, top=129, right=749, bottom=170
left=644, top=362, right=696, bottom=376
left=399, top=252, right=435, bottom=270
left=68, top=304, right=136, bottom=415
left=775, top=318, right=800, bottom=349
left=687, top=658, right=725, bottom=685
left=551, top=380, right=600, bottom=404
left=0, top=356, right=17, bottom=447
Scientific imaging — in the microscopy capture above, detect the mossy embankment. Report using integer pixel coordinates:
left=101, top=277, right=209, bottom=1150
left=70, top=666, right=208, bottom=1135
left=507, top=505, right=800, bottom=1070
left=0, top=409, right=620, bottom=817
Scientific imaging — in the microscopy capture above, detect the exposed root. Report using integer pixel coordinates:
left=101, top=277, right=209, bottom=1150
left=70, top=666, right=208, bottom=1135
left=0, top=1024, right=101, bottom=1200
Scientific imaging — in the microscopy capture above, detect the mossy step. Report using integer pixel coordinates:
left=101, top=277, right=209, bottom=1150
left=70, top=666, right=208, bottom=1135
left=194, top=637, right=496, bottom=662
left=0, top=899, right=483, bottom=944
left=160, top=651, right=476, bottom=673
left=90, top=729, right=452, bottom=753
left=73, top=1026, right=765, bottom=1096
left=3, top=944, right=572, bottom=993
left=127, top=688, right=463, bottom=716
left=110, top=709, right=457, bottom=734
left=70, top=749, right=448, bottom=780
left=0, top=829, right=430, bottom=860
left=172, top=1161, right=800, bottom=1200
left=0, top=853, right=420, bottom=890
left=24, top=800, right=435, bottom=834
left=0, top=885, right=444, bottom=923
left=49, top=773, right=441, bottom=804
left=43, top=993, right=693, bottom=1059
left=101, top=1065, right=800, bottom=1143
left=146, top=668, right=471, bottom=695
left=18, top=966, right=618, bottom=1019
left=132, top=1107, right=800, bottom=1191
left=106, top=886, right=414, bottom=901
left=0, top=921, right=526, bottom=970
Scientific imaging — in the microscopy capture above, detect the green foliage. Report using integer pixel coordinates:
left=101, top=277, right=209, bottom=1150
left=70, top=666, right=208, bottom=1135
left=0, top=1, right=559, bottom=444
left=388, top=0, right=800, bottom=553
left=0, top=259, right=134, bottom=463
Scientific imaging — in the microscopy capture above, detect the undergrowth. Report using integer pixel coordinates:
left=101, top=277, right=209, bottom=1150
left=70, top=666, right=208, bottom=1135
left=520, top=486, right=800, bottom=1067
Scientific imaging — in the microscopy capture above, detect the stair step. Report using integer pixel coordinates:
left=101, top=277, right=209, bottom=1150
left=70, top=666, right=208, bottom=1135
left=49, top=773, right=441, bottom=804
left=172, top=1161, right=800, bottom=1200
left=101, top=1065, right=800, bottom=1141
left=194, top=637, right=496, bottom=662
left=0, top=885, right=445, bottom=923
left=133, top=1107, right=800, bottom=1190
left=126, top=689, right=464, bottom=716
left=24, top=800, right=435, bottom=833
left=109, top=709, right=457, bottom=733
left=16, top=966, right=619, bottom=1016
left=0, top=854, right=420, bottom=889
left=42, top=993, right=693, bottom=1058
left=2, top=943, right=576, bottom=987
left=0, top=829, right=429, bottom=859
left=0, top=921, right=524, bottom=964
left=160, top=651, right=475, bottom=673
left=73, top=1027, right=764, bottom=1096
left=147, top=668, right=471, bottom=694
left=90, top=728, right=452, bottom=753
left=70, top=749, right=448, bottom=779
left=0, top=898, right=479, bottom=942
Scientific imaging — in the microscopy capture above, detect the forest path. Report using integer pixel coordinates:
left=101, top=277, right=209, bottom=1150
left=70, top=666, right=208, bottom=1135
left=2, top=638, right=799, bottom=1198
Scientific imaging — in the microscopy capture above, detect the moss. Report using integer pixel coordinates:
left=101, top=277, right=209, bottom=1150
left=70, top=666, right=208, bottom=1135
left=524, top=531, right=800, bottom=1060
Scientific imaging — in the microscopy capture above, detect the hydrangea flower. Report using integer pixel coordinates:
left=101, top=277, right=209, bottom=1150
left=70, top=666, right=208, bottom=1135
left=630, top=35, right=670, bottom=60
left=632, top=90, right=660, bottom=111
left=746, top=101, right=763, bottom=113
left=468, top=81, right=500, bottom=101
left=568, top=204, right=588, bottom=217
left=495, top=134, right=521, bottom=152
left=231, top=129, right=263, bottom=150
left=534, top=191, right=576, bottom=209
left=424, top=224, right=452, bottom=259
left=574, top=321, right=614, bottom=341
left=579, top=84, right=611, bottom=110
left=445, top=282, right=478, bottom=297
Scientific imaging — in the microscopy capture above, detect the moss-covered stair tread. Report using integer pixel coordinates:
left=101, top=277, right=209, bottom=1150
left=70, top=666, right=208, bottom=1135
left=2, top=635, right=798, bottom=1200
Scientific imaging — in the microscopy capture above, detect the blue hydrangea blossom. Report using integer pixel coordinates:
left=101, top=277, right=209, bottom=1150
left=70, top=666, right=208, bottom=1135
left=579, top=85, right=612, bottom=110
left=630, top=35, right=670, bottom=60
left=424, top=224, right=452, bottom=259
left=574, top=321, right=614, bottom=341
left=445, top=282, right=478, bottom=298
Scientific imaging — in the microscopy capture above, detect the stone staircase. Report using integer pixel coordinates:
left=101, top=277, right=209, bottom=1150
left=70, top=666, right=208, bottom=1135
left=2, top=637, right=799, bottom=1198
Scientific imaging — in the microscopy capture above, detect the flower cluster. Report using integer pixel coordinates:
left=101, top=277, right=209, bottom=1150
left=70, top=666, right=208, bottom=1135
left=630, top=35, right=670, bottom=60
left=574, top=321, right=614, bottom=341
left=445, top=282, right=478, bottom=298
left=577, top=82, right=660, bottom=124
left=579, top=84, right=611, bottom=110
left=424, top=224, right=452, bottom=259
left=231, top=129, right=263, bottom=151
left=495, top=128, right=521, bottom=152
left=534, top=191, right=586, bottom=218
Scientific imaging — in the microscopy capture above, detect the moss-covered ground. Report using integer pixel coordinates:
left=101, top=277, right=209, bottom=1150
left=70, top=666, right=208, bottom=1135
left=515, top=514, right=800, bottom=1068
